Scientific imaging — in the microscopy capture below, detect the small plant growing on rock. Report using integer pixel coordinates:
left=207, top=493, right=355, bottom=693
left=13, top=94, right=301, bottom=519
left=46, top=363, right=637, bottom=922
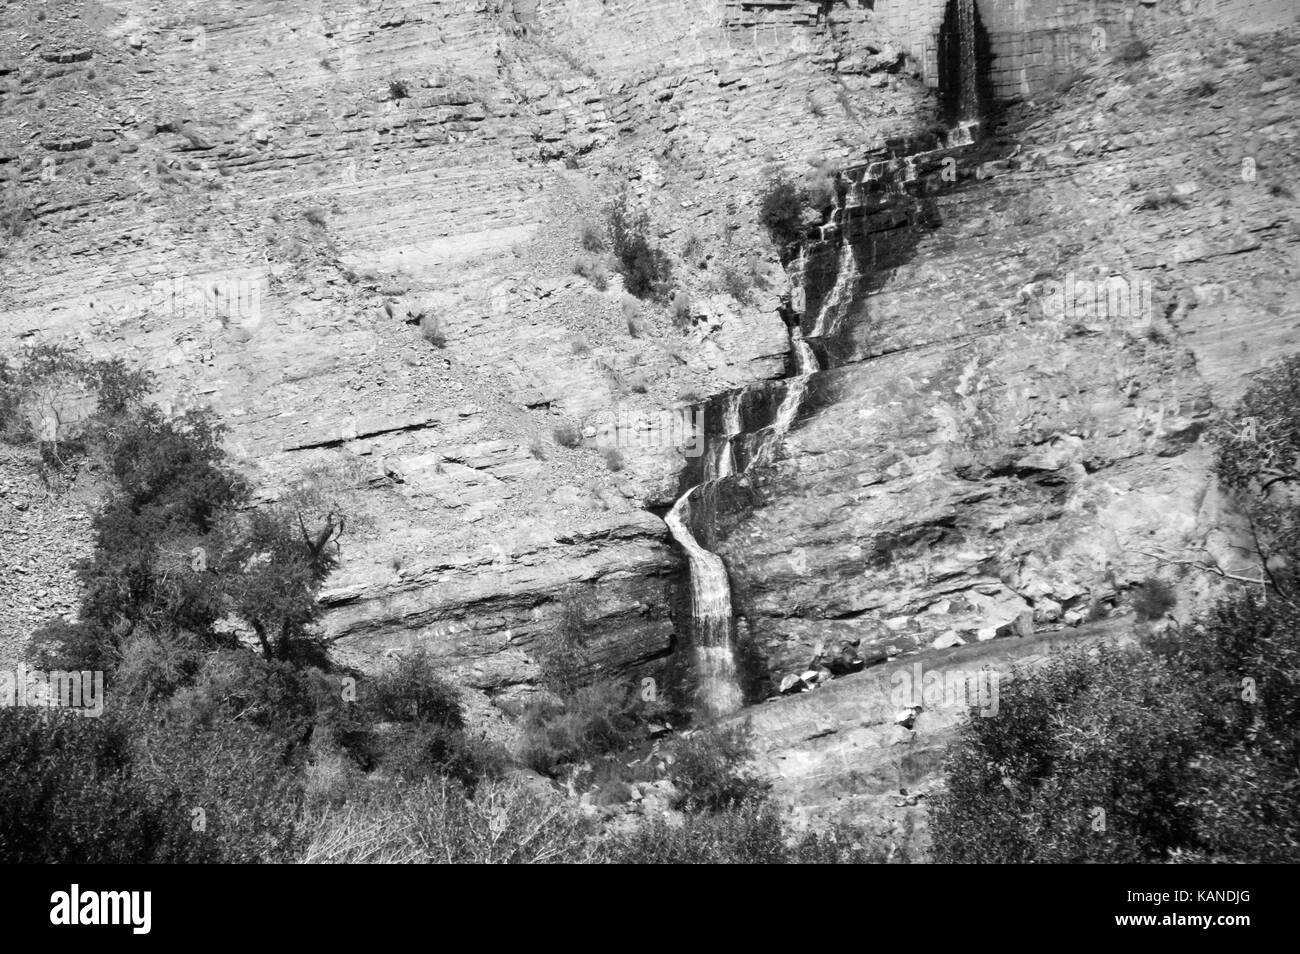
left=420, top=314, right=447, bottom=348
left=1114, top=39, right=1150, bottom=64
left=579, top=221, right=605, bottom=252
left=721, top=264, right=753, bottom=304
left=758, top=172, right=808, bottom=249
left=572, top=255, right=608, bottom=290
left=672, top=290, right=691, bottom=328
left=0, top=187, right=32, bottom=238
left=608, top=189, right=673, bottom=301
left=553, top=422, right=582, bottom=448
left=623, top=296, right=647, bottom=337
left=388, top=78, right=410, bottom=100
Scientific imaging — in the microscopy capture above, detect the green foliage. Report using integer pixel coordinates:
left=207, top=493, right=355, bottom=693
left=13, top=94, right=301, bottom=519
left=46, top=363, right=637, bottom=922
left=607, top=190, right=673, bottom=301
left=669, top=722, right=770, bottom=813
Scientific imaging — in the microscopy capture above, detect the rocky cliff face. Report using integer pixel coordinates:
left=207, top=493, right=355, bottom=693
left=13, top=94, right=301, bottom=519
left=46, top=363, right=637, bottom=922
left=2, top=0, right=1298, bottom=833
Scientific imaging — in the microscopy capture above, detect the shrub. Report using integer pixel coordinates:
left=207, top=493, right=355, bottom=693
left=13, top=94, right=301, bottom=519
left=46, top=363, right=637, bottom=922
left=388, top=78, right=410, bottom=100
left=623, top=296, right=647, bottom=337
left=1212, top=355, right=1300, bottom=596
left=0, top=707, right=303, bottom=863
left=930, top=645, right=1205, bottom=863
left=931, top=611, right=1300, bottom=864
left=607, top=190, right=673, bottom=301
left=300, top=777, right=598, bottom=864
left=602, top=447, right=625, bottom=472
left=721, top=265, right=753, bottom=304
left=358, top=651, right=503, bottom=788
left=1131, top=577, right=1176, bottom=621
left=1, top=186, right=32, bottom=238
left=528, top=436, right=548, bottom=460
left=518, top=680, right=644, bottom=775
left=533, top=589, right=596, bottom=695
left=572, top=255, right=608, bottom=290
left=669, top=722, right=770, bottom=813
left=579, top=221, right=605, bottom=252
left=303, top=207, right=328, bottom=227
left=672, top=290, right=691, bottom=327
left=570, top=334, right=590, bottom=355
left=758, top=173, right=807, bottom=249
left=552, top=422, right=582, bottom=448
left=603, top=799, right=883, bottom=863
left=420, top=314, right=447, bottom=348
left=1115, top=39, right=1150, bottom=63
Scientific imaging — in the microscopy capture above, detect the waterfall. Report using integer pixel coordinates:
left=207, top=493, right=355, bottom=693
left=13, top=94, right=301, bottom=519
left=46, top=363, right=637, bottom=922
left=665, top=490, right=745, bottom=718
left=665, top=322, right=821, bottom=718
left=664, top=120, right=980, bottom=719
left=958, top=0, right=980, bottom=121
left=808, top=236, right=859, bottom=339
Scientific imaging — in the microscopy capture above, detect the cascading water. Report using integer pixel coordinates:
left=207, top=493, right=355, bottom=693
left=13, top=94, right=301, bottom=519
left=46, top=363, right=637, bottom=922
left=664, top=102, right=985, bottom=718
left=665, top=490, right=744, bottom=719
left=958, top=0, right=980, bottom=121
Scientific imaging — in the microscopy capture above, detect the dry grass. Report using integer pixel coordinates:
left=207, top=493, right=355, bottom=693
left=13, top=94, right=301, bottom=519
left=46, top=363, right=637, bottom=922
left=299, top=778, right=598, bottom=864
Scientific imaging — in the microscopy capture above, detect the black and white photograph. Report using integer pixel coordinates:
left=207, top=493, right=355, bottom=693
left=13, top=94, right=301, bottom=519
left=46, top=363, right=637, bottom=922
left=0, top=0, right=1296, bottom=893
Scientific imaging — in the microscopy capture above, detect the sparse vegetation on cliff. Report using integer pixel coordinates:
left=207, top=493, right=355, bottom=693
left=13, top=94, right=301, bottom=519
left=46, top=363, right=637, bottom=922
left=607, top=189, right=673, bottom=301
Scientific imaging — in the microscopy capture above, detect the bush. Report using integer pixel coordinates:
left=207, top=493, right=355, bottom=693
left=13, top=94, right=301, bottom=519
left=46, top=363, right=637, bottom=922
left=1115, top=39, right=1150, bottom=63
left=721, top=265, right=754, bottom=304
left=1, top=186, right=32, bottom=239
left=669, top=722, right=770, bottom=813
left=602, top=447, right=625, bottom=472
left=1131, top=577, right=1177, bottom=621
left=930, top=645, right=1204, bottom=863
left=757, top=174, right=807, bottom=249
left=552, top=422, right=582, bottom=448
left=300, top=777, right=598, bottom=864
left=388, top=78, right=410, bottom=100
left=572, top=255, right=608, bottom=290
left=0, top=707, right=303, bottom=863
left=608, top=190, right=672, bottom=301
left=604, top=799, right=882, bottom=863
left=931, top=608, right=1300, bottom=864
left=359, top=652, right=503, bottom=788
left=303, top=207, right=328, bottom=227
left=519, top=680, right=645, bottom=775
left=420, top=314, right=447, bottom=347
left=672, top=290, right=691, bottom=328
left=579, top=221, right=605, bottom=252
left=1212, top=354, right=1300, bottom=596
left=364, top=651, right=464, bottom=728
